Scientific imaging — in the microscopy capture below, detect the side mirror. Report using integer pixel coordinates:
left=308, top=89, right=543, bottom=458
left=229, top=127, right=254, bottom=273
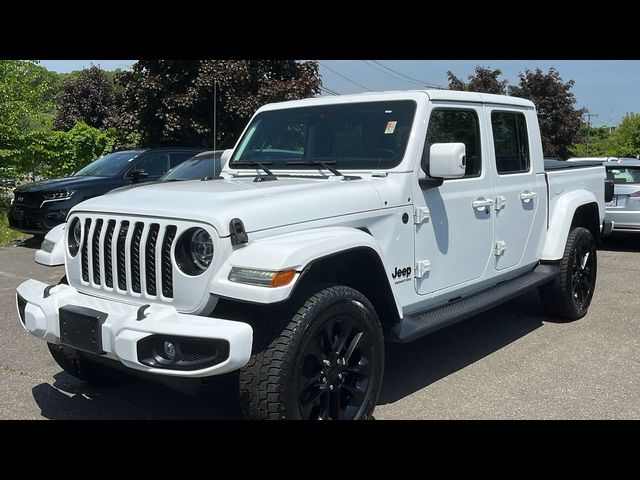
left=129, top=170, right=149, bottom=183
left=221, top=149, right=233, bottom=170
left=428, top=143, right=466, bottom=179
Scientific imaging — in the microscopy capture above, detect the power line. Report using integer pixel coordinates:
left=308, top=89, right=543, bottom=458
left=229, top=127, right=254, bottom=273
left=318, top=61, right=372, bottom=91
left=371, top=60, right=429, bottom=84
left=319, top=85, right=339, bottom=96
left=361, top=60, right=424, bottom=86
left=371, top=60, right=443, bottom=89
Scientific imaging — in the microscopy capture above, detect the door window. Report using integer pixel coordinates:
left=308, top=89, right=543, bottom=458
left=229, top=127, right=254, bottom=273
left=423, top=109, right=482, bottom=177
left=491, top=112, right=530, bottom=174
left=170, top=152, right=197, bottom=168
left=130, top=153, right=170, bottom=177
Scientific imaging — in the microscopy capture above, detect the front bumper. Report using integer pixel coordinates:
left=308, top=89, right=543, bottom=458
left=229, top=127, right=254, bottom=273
left=16, top=279, right=253, bottom=378
left=8, top=204, right=67, bottom=235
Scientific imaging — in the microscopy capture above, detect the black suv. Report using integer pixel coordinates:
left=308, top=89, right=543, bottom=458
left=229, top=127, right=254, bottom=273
left=9, top=147, right=207, bottom=236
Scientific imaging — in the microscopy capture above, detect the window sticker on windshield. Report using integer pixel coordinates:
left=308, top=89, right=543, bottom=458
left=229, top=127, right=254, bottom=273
left=385, top=121, right=397, bottom=134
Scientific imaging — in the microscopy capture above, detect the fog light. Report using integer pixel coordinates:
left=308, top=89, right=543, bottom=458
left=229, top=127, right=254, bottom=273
left=163, top=341, right=176, bottom=360
left=137, top=336, right=230, bottom=371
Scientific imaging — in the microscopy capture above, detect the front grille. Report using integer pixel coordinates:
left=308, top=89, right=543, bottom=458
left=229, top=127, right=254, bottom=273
left=161, top=226, right=177, bottom=298
left=15, top=192, right=43, bottom=207
left=81, top=218, right=91, bottom=282
left=80, top=217, right=176, bottom=299
left=103, top=220, right=116, bottom=288
left=92, top=219, right=103, bottom=284
left=145, top=224, right=160, bottom=296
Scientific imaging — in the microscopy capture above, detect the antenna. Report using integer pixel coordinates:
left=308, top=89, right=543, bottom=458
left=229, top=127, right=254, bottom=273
left=213, top=78, right=217, bottom=177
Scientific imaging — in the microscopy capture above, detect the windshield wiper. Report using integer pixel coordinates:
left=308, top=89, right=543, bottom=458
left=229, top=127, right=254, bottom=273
left=286, top=160, right=343, bottom=177
left=231, top=161, right=277, bottom=182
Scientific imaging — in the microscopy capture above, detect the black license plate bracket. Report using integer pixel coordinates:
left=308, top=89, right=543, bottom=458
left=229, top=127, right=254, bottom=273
left=59, top=305, right=108, bottom=355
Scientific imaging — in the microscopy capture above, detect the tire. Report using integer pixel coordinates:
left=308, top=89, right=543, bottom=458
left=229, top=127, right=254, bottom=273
left=539, top=227, right=597, bottom=321
left=47, top=343, right=133, bottom=387
left=239, top=285, right=385, bottom=420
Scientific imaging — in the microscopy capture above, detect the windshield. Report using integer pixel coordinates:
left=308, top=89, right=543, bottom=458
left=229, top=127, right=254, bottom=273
left=606, top=166, right=640, bottom=184
left=74, top=151, right=143, bottom=177
left=230, top=101, right=417, bottom=170
left=161, top=154, right=219, bottom=181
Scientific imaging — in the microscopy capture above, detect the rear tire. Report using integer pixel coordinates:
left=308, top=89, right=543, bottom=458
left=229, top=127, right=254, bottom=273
left=239, top=285, right=385, bottom=420
left=539, top=227, right=597, bottom=320
left=47, top=343, right=133, bottom=387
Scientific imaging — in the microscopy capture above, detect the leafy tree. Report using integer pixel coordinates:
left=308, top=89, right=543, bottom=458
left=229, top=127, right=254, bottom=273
left=570, top=124, right=612, bottom=157
left=447, top=66, right=508, bottom=95
left=509, top=68, right=585, bottom=159
left=17, top=123, right=140, bottom=180
left=0, top=60, right=50, bottom=171
left=605, top=113, right=640, bottom=158
left=53, top=65, right=123, bottom=131
left=0, top=60, right=47, bottom=135
left=116, top=60, right=322, bottom=147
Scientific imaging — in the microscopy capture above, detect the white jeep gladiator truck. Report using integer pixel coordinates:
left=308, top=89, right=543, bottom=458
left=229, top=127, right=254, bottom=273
left=17, top=90, right=611, bottom=420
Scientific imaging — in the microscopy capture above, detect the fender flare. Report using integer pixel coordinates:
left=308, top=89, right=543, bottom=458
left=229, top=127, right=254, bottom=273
left=542, top=190, right=600, bottom=261
left=210, top=226, right=402, bottom=315
left=34, top=223, right=66, bottom=267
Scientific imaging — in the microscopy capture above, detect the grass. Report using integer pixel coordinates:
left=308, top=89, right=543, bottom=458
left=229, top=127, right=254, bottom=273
left=0, top=197, right=27, bottom=247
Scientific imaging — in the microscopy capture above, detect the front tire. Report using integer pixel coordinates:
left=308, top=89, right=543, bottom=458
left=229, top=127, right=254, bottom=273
left=239, top=285, right=385, bottom=420
left=47, top=343, right=133, bottom=387
left=539, top=227, right=597, bottom=320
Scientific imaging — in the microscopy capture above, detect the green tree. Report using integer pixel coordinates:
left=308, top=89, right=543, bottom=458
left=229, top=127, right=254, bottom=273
left=605, top=113, right=640, bottom=158
left=0, top=60, right=51, bottom=171
left=509, top=68, right=585, bottom=159
left=116, top=60, right=322, bottom=147
left=570, top=124, right=612, bottom=157
left=53, top=65, right=123, bottom=131
left=447, top=66, right=508, bottom=95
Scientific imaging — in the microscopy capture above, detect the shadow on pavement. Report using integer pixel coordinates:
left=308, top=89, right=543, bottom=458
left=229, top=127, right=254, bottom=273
left=31, top=290, right=550, bottom=419
left=599, top=233, right=640, bottom=253
left=378, top=290, right=545, bottom=405
left=32, top=372, right=241, bottom=420
left=14, top=236, right=41, bottom=250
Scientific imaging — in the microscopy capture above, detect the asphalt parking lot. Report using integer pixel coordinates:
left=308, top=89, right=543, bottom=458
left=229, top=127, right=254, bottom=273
left=1, top=235, right=639, bottom=420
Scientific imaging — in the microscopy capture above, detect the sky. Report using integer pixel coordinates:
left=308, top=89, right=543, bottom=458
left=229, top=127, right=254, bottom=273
left=39, top=60, right=640, bottom=128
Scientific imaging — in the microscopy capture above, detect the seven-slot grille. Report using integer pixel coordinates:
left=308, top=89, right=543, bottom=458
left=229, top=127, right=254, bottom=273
left=80, top=217, right=177, bottom=299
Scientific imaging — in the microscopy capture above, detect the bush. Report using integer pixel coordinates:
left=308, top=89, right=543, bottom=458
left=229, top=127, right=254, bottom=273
left=11, top=123, right=141, bottom=180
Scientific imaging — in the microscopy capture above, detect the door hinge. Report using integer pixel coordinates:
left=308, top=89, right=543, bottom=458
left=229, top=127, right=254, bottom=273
left=494, top=240, right=506, bottom=256
left=495, top=195, right=506, bottom=211
left=415, top=260, right=431, bottom=278
left=414, top=207, right=430, bottom=224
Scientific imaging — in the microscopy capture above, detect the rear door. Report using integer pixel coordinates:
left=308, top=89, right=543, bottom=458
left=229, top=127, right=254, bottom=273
left=486, top=108, right=540, bottom=271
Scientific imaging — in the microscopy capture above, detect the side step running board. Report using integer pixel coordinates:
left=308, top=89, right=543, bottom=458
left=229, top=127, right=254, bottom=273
left=389, top=264, right=559, bottom=343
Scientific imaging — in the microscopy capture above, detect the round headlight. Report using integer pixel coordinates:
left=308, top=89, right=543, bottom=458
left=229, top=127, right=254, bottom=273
left=191, top=229, right=214, bottom=270
left=175, top=227, right=214, bottom=276
left=68, top=218, right=81, bottom=257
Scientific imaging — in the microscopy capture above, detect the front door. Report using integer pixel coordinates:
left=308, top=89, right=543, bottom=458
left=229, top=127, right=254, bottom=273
left=414, top=105, right=495, bottom=296
left=485, top=108, right=540, bottom=271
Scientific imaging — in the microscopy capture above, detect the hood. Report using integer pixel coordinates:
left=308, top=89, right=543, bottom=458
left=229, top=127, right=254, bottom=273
left=72, top=176, right=383, bottom=236
left=14, top=175, right=122, bottom=193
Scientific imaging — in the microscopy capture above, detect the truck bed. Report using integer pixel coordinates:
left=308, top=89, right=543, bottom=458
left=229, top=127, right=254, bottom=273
left=544, top=159, right=604, bottom=171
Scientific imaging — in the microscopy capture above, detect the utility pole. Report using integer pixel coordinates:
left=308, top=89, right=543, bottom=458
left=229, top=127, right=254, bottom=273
left=584, top=112, right=598, bottom=156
